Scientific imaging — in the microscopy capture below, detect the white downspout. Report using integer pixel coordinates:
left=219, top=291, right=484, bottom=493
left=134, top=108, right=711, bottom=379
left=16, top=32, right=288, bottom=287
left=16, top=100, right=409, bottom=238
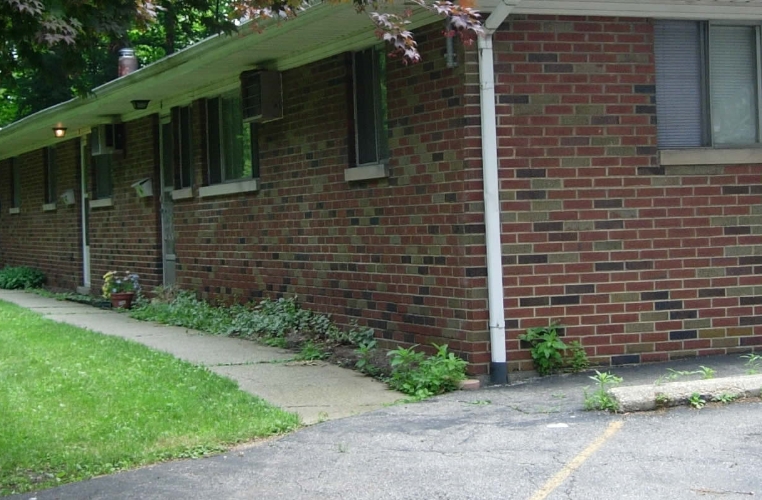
left=478, top=0, right=518, bottom=384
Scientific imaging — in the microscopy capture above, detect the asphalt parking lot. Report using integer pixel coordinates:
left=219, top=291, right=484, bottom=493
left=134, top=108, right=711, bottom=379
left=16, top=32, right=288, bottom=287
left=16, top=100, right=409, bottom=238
left=14, top=356, right=762, bottom=500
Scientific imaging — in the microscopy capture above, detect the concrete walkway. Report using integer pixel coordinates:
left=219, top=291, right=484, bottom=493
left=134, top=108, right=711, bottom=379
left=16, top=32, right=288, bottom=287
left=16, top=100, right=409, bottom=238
left=0, top=290, right=402, bottom=424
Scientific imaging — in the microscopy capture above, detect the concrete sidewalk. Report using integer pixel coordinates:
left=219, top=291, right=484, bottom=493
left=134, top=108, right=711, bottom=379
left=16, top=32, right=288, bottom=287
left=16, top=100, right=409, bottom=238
left=0, top=290, right=403, bottom=424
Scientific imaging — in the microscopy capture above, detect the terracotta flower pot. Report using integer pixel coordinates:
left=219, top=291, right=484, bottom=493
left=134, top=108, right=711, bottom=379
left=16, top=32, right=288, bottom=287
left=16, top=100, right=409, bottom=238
left=110, top=292, right=135, bottom=310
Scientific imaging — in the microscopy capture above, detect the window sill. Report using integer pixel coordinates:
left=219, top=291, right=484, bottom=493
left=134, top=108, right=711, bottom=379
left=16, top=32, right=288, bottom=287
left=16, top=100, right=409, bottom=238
left=90, top=198, right=113, bottom=209
left=8, top=207, right=20, bottom=215
left=344, top=163, right=389, bottom=182
left=660, top=148, right=762, bottom=166
left=172, top=187, right=193, bottom=200
left=42, top=203, right=57, bottom=212
left=198, top=178, right=259, bottom=198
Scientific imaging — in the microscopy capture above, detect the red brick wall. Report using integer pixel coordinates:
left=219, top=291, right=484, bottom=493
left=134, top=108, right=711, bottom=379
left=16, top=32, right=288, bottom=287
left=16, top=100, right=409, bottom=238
left=0, top=140, right=82, bottom=289
left=172, top=26, right=493, bottom=372
left=483, top=15, right=762, bottom=371
left=88, top=117, right=163, bottom=294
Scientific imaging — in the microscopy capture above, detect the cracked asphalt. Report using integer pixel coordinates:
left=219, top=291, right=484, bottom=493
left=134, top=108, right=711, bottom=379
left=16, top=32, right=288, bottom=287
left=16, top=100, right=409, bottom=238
left=12, top=356, right=762, bottom=500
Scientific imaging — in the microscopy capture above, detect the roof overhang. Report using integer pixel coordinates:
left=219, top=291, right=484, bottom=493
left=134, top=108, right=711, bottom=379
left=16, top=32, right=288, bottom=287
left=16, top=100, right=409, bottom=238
left=0, top=3, right=442, bottom=160
left=4, top=0, right=762, bottom=160
left=479, top=0, right=762, bottom=20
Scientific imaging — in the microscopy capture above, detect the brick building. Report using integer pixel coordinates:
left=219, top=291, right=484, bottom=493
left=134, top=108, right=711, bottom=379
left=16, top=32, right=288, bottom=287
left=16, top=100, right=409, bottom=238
left=1, top=0, right=760, bottom=381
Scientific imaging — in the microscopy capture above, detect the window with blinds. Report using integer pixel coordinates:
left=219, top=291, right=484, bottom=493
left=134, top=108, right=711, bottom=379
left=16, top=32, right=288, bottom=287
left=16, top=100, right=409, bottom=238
left=352, top=47, right=389, bottom=167
left=205, top=91, right=259, bottom=185
left=654, top=20, right=762, bottom=149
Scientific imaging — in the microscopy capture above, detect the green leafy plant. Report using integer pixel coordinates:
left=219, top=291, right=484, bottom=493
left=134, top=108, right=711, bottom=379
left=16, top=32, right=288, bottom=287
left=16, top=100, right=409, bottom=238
left=567, top=341, right=590, bottom=373
left=519, top=325, right=587, bottom=376
left=583, top=370, right=623, bottom=412
left=294, top=341, right=328, bottom=361
left=355, top=340, right=380, bottom=376
left=689, top=393, right=706, bottom=409
left=0, top=266, right=45, bottom=290
left=386, top=343, right=467, bottom=399
left=712, top=393, right=737, bottom=404
left=741, top=353, right=762, bottom=374
left=655, top=392, right=670, bottom=408
left=698, top=366, right=715, bottom=379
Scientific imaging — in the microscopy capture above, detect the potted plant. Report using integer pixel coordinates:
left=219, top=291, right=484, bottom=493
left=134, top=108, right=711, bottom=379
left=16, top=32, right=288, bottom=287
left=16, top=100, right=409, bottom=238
left=102, top=271, right=140, bottom=309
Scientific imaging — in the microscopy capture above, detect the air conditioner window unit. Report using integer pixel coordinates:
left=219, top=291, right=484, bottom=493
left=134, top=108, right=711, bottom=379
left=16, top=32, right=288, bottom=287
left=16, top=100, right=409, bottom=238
left=91, top=124, right=124, bottom=155
left=241, top=70, right=283, bottom=123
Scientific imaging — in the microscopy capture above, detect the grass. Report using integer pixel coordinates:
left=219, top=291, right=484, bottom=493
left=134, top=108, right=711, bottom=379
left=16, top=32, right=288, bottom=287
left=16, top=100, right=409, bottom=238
left=0, top=300, right=300, bottom=495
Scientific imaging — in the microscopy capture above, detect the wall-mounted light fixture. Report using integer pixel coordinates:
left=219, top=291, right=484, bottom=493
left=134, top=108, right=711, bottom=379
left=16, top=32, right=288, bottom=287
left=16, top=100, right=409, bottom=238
left=131, top=99, right=150, bottom=110
left=52, top=126, right=67, bottom=138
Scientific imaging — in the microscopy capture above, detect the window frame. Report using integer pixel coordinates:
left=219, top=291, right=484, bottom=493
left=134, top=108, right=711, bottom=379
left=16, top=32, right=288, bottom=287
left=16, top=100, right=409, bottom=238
left=10, top=157, right=20, bottom=210
left=44, top=146, right=57, bottom=205
left=174, top=105, right=194, bottom=189
left=656, top=20, right=762, bottom=151
left=92, top=152, right=113, bottom=201
left=205, top=90, right=259, bottom=186
left=352, top=46, right=389, bottom=168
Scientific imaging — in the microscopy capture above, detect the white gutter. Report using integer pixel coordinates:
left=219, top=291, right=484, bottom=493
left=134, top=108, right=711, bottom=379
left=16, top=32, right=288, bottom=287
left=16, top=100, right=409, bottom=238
left=478, top=0, right=519, bottom=384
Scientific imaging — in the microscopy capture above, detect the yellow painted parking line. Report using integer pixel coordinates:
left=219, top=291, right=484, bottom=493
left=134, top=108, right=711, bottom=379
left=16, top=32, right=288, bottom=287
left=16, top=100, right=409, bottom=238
left=528, top=420, right=624, bottom=500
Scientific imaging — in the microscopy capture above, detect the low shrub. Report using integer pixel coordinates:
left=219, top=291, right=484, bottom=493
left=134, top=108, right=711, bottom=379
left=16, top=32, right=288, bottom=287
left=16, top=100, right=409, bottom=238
left=0, top=266, right=46, bottom=290
left=387, top=344, right=467, bottom=399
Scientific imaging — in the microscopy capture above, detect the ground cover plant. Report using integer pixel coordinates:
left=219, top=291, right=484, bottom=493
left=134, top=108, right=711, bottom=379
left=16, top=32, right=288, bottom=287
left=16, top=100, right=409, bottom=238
left=0, top=300, right=299, bottom=496
left=130, top=289, right=468, bottom=398
left=0, top=266, right=45, bottom=289
left=519, top=325, right=589, bottom=375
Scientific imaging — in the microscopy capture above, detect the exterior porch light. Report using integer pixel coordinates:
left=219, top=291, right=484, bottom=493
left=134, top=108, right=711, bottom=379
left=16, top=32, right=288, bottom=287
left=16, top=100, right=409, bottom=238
left=131, top=99, right=150, bottom=110
left=52, top=126, right=67, bottom=138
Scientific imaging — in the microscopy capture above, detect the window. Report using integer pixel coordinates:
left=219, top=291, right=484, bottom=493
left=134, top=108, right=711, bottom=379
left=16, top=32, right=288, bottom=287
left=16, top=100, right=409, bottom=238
left=174, top=105, right=193, bottom=189
left=93, top=154, right=112, bottom=200
left=655, top=20, right=762, bottom=148
left=206, top=90, right=259, bottom=184
left=10, top=157, right=20, bottom=209
left=44, top=147, right=57, bottom=204
left=353, top=47, right=389, bottom=166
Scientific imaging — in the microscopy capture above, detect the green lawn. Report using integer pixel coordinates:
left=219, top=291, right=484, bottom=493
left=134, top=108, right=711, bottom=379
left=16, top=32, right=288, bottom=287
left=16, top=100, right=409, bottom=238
left=0, top=300, right=300, bottom=495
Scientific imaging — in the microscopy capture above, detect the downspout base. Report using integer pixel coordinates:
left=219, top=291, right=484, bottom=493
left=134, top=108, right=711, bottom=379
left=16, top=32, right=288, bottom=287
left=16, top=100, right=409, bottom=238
left=490, top=362, right=508, bottom=385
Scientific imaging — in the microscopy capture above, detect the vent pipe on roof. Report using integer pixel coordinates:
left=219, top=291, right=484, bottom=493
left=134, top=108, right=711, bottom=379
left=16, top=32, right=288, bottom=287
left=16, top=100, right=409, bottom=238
left=118, top=48, right=139, bottom=77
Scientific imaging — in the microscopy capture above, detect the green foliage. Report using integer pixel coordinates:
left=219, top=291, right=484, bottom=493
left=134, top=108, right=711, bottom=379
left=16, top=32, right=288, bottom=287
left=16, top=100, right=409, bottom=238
left=132, top=291, right=374, bottom=349
left=519, top=325, right=588, bottom=376
left=655, top=392, right=670, bottom=408
left=656, top=366, right=716, bottom=384
left=567, top=341, right=590, bottom=373
left=689, top=393, right=706, bottom=409
left=0, top=301, right=298, bottom=496
left=386, top=344, right=467, bottom=399
left=712, top=393, right=737, bottom=404
left=0, top=266, right=46, bottom=290
left=355, top=340, right=380, bottom=376
left=294, top=341, right=328, bottom=361
left=583, top=371, right=623, bottom=412
left=741, top=353, right=762, bottom=374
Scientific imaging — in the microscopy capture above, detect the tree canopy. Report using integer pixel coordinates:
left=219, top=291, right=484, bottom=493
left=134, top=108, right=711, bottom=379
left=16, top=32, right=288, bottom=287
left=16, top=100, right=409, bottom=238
left=0, top=0, right=482, bottom=125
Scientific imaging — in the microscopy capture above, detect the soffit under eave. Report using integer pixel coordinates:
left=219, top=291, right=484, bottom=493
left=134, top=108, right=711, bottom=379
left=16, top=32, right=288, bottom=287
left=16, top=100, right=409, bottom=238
left=478, top=0, right=762, bottom=20
left=0, top=5, right=441, bottom=161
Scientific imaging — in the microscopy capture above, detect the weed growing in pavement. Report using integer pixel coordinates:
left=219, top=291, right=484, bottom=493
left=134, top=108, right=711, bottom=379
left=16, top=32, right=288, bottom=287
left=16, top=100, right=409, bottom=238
left=689, top=393, right=706, bottom=409
left=519, top=325, right=589, bottom=376
left=741, top=353, right=762, bottom=374
left=655, top=393, right=670, bottom=408
left=387, top=343, right=467, bottom=399
left=698, top=366, right=716, bottom=379
left=583, top=371, right=623, bottom=412
left=712, top=393, right=738, bottom=404
left=655, top=366, right=716, bottom=385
